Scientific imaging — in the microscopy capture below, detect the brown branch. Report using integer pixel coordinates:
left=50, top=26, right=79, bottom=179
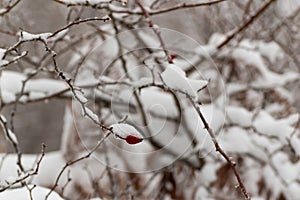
left=49, top=16, right=111, bottom=39
left=0, top=51, right=28, bottom=68
left=0, top=115, right=24, bottom=172
left=217, top=0, right=276, bottom=49
left=186, top=95, right=251, bottom=200
left=0, top=0, right=21, bottom=16
left=52, top=0, right=227, bottom=16
left=0, top=29, right=16, bottom=37
left=147, top=0, right=228, bottom=15
left=136, top=1, right=173, bottom=63
left=41, top=39, right=112, bottom=132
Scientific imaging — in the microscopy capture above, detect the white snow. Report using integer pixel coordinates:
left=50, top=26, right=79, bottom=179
left=28, top=91, right=47, bottom=100
left=276, top=0, right=300, bottom=17
left=193, top=186, right=214, bottom=200
left=232, top=48, right=266, bottom=74
left=0, top=150, right=109, bottom=199
left=290, top=133, right=300, bottom=157
left=0, top=9, right=7, bottom=15
left=208, top=33, right=226, bottom=47
left=184, top=104, right=224, bottom=153
left=110, top=123, right=143, bottom=139
left=60, top=105, right=74, bottom=154
left=271, top=152, right=300, bottom=183
left=74, top=90, right=88, bottom=103
left=118, top=87, right=179, bottom=118
left=251, top=198, right=265, bottom=200
left=0, top=48, right=9, bottom=67
left=18, top=31, right=52, bottom=42
left=221, top=127, right=253, bottom=153
left=98, top=75, right=116, bottom=83
left=7, top=130, right=18, bottom=144
left=278, top=113, right=299, bottom=126
left=0, top=15, right=298, bottom=200
left=251, top=134, right=282, bottom=156
left=184, top=104, right=224, bottom=135
left=244, top=165, right=263, bottom=195
left=26, top=79, right=67, bottom=94
left=226, top=106, right=253, bottom=127
left=0, top=185, right=63, bottom=200
left=239, top=38, right=284, bottom=63
left=0, top=71, right=68, bottom=103
left=226, top=83, right=247, bottom=95
left=253, top=110, right=294, bottom=142
left=84, top=107, right=99, bottom=122
left=274, top=87, right=293, bottom=103
left=140, top=88, right=179, bottom=118
left=1, top=91, right=15, bottom=103
left=0, top=58, right=8, bottom=67
left=0, top=114, right=7, bottom=123
left=229, top=43, right=298, bottom=88
left=0, top=152, right=65, bottom=187
left=263, top=165, right=284, bottom=199
left=206, top=33, right=299, bottom=88
left=161, top=64, right=208, bottom=100
left=47, top=29, right=69, bottom=43
left=132, top=77, right=153, bottom=88
left=137, top=29, right=160, bottom=48
left=256, top=41, right=284, bottom=63
left=199, top=161, right=220, bottom=186
left=285, top=182, right=300, bottom=200
left=1, top=71, right=26, bottom=94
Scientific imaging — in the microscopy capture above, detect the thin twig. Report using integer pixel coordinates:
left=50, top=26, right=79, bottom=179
left=217, top=0, right=276, bottom=49
left=147, top=0, right=228, bottom=15
left=49, top=16, right=111, bottom=39
left=0, top=0, right=21, bottom=16
left=45, top=133, right=110, bottom=199
left=0, top=144, right=46, bottom=192
left=186, top=95, right=251, bottom=200
left=136, top=1, right=173, bottom=63
left=0, top=115, right=24, bottom=172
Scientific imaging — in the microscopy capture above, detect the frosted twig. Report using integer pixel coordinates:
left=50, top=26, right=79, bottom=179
left=0, top=115, right=23, bottom=172
left=49, top=16, right=111, bottom=39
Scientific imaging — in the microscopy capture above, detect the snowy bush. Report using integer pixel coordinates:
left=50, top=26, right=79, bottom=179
left=0, top=0, right=299, bottom=199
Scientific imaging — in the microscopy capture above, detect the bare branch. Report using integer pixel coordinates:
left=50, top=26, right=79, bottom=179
left=217, top=0, right=276, bottom=49
left=0, top=0, right=21, bottom=16
left=186, top=95, right=251, bottom=200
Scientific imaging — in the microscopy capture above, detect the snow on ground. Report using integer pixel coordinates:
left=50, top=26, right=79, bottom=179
left=0, top=152, right=65, bottom=188
left=0, top=185, right=63, bottom=200
left=0, top=151, right=109, bottom=199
